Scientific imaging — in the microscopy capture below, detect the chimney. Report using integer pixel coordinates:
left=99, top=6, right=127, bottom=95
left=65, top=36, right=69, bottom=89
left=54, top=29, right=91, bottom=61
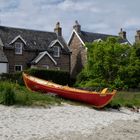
left=135, top=30, right=140, bottom=43
left=119, top=28, right=126, bottom=39
left=54, top=22, right=62, bottom=36
left=73, top=20, right=81, bottom=33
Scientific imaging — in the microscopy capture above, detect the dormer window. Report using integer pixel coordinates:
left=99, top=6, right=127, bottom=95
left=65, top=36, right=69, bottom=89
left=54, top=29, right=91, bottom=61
left=15, top=42, right=23, bottom=54
left=53, top=46, right=60, bottom=57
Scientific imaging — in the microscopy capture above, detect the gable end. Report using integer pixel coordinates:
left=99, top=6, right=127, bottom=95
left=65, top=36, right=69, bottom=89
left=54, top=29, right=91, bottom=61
left=9, top=35, right=26, bottom=45
left=68, top=29, right=85, bottom=46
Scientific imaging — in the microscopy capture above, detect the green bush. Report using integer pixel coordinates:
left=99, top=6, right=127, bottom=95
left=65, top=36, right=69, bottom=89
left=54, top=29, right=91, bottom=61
left=0, top=68, right=70, bottom=86
left=75, top=37, right=140, bottom=90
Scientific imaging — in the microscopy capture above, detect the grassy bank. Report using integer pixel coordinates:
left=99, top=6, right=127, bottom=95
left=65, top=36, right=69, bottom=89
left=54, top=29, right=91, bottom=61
left=107, top=91, right=140, bottom=108
left=0, top=81, right=62, bottom=107
left=0, top=81, right=140, bottom=108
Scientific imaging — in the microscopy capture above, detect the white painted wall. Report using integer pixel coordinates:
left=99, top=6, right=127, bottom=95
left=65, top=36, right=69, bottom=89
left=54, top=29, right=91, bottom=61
left=0, top=63, right=8, bottom=74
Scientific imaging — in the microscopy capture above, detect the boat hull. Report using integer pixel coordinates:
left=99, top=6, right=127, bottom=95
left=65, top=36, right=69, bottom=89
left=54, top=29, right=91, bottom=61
left=23, top=73, right=116, bottom=108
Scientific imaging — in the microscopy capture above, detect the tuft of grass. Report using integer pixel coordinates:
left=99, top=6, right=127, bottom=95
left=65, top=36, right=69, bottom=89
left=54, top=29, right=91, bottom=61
left=0, top=81, right=16, bottom=105
left=15, top=87, right=62, bottom=106
left=2, top=85, right=16, bottom=106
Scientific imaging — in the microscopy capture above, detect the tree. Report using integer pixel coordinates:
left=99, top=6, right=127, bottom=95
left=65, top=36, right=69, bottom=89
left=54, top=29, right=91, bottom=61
left=76, top=37, right=140, bottom=89
left=121, top=43, right=140, bottom=88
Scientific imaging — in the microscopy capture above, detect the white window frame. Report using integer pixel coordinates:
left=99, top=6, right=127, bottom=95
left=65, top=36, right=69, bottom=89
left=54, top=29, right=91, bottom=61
left=15, top=42, right=23, bottom=54
left=42, top=65, right=49, bottom=69
left=14, top=65, right=23, bottom=72
left=56, top=67, right=60, bottom=70
left=53, top=46, right=60, bottom=57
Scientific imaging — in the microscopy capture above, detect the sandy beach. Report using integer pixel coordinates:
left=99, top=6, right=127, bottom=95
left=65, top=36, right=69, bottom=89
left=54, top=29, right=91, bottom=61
left=0, top=104, right=140, bottom=140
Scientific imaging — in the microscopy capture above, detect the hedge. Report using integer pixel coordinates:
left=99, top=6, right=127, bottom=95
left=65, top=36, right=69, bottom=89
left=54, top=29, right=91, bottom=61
left=25, top=68, right=70, bottom=85
left=0, top=68, right=70, bottom=86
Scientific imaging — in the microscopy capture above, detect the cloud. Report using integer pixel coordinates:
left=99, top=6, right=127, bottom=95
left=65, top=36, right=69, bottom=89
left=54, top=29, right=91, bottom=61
left=0, top=0, right=140, bottom=43
left=124, top=18, right=140, bottom=28
left=57, top=0, right=100, bottom=12
left=0, top=0, right=19, bottom=11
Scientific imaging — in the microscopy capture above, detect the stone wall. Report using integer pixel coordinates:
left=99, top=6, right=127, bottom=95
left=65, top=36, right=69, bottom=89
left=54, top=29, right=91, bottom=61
left=4, top=48, right=36, bottom=73
left=35, top=53, right=70, bottom=72
left=69, top=33, right=87, bottom=78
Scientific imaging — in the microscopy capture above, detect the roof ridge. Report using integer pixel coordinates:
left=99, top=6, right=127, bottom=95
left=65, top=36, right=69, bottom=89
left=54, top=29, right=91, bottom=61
left=81, top=30, right=118, bottom=37
left=0, top=25, right=55, bottom=34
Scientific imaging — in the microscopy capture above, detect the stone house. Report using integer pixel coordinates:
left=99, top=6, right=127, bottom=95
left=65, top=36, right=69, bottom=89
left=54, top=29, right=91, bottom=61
left=68, top=21, right=130, bottom=78
left=0, top=22, right=71, bottom=74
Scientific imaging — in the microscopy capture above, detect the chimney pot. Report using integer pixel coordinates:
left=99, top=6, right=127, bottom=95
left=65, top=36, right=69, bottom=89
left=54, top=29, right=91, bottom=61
left=119, top=28, right=126, bottom=39
left=73, top=20, right=81, bottom=33
left=54, top=22, right=62, bottom=36
left=137, top=30, right=140, bottom=34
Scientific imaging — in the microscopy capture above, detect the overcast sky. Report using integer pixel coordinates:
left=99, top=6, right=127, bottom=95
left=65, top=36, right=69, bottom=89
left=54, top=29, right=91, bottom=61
left=0, top=0, right=140, bottom=43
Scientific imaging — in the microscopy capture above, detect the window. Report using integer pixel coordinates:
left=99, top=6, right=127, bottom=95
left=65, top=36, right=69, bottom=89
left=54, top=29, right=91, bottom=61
left=53, top=46, right=60, bottom=57
left=14, top=65, right=22, bottom=72
left=56, top=67, right=60, bottom=70
left=15, top=42, right=23, bottom=54
left=42, top=65, right=49, bottom=69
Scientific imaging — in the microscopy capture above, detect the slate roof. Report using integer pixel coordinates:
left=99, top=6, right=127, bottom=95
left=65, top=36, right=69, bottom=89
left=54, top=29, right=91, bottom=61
left=0, top=49, right=8, bottom=63
left=79, top=31, right=130, bottom=44
left=57, top=36, right=70, bottom=52
left=0, top=38, right=4, bottom=46
left=0, top=26, right=70, bottom=53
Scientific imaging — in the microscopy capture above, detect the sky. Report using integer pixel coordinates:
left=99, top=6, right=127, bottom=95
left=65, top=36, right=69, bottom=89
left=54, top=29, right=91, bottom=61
left=0, top=0, right=140, bottom=43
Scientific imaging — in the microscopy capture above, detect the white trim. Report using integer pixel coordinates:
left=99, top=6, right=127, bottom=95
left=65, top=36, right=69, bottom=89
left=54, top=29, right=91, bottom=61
left=93, top=38, right=102, bottom=42
left=35, top=51, right=57, bottom=65
left=14, top=65, right=23, bottom=72
left=68, top=29, right=85, bottom=46
left=120, top=42, right=129, bottom=45
left=56, top=67, right=60, bottom=70
left=9, top=35, right=26, bottom=45
left=42, top=65, right=49, bottom=69
left=49, top=39, right=64, bottom=48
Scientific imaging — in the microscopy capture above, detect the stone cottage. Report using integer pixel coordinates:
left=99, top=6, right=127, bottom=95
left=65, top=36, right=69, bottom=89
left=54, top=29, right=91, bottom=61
left=68, top=21, right=130, bottom=78
left=0, top=22, right=71, bottom=74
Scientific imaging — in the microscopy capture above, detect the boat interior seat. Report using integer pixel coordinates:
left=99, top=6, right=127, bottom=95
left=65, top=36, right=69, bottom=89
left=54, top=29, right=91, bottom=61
left=101, top=88, right=108, bottom=94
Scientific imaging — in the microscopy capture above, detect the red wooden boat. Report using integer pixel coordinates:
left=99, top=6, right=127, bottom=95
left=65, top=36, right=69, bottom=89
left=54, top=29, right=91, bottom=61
left=23, top=73, right=116, bottom=108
